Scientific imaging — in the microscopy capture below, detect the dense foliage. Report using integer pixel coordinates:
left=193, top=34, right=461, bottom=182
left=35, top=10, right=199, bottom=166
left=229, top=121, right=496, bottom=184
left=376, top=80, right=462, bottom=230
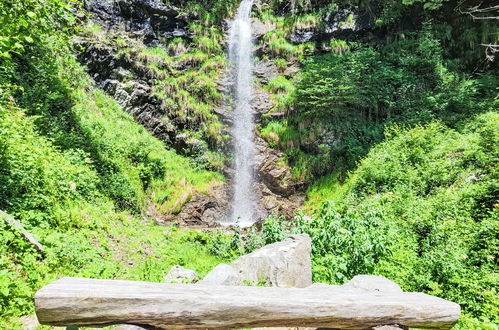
left=264, top=30, right=497, bottom=179
left=222, top=113, right=498, bottom=327
left=0, top=0, right=225, bottom=324
left=1, top=0, right=497, bottom=328
left=251, top=0, right=498, bottom=328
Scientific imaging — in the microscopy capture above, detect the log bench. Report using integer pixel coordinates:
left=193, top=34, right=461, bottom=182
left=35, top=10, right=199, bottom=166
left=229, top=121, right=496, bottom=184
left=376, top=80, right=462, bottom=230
left=34, top=277, right=460, bottom=329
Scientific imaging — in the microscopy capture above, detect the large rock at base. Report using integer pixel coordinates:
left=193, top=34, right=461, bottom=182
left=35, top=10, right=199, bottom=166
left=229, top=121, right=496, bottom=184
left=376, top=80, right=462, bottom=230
left=198, top=264, right=241, bottom=286
left=343, top=275, right=402, bottom=293
left=230, top=234, right=312, bottom=288
left=163, top=265, right=198, bottom=284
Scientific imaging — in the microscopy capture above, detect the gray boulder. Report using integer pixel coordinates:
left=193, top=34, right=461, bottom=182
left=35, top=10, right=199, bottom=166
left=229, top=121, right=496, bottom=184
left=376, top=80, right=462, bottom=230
left=230, top=234, right=312, bottom=288
left=343, top=275, right=402, bottom=293
left=163, top=265, right=198, bottom=284
left=198, top=264, right=241, bottom=286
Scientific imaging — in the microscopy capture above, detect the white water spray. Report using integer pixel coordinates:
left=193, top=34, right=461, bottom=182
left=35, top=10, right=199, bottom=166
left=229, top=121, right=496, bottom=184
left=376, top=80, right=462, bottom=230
left=228, top=0, right=257, bottom=226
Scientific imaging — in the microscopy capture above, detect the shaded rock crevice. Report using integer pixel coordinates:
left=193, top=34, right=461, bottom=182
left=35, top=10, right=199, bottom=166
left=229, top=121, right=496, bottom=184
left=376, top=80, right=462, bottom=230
left=85, top=0, right=188, bottom=46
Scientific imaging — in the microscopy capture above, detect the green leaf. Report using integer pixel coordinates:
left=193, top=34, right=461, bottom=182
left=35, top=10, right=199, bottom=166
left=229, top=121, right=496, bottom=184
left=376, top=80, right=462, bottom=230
left=24, top=36, right=34, bottom=43
left=27, top=11, right=36, bottom=18
left=0, top=287, right=9, bottom=297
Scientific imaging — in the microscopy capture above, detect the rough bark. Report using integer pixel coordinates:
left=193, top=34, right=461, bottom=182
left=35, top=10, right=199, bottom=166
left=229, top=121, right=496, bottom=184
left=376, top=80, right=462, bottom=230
left=35, top=277, right=460, bottom=329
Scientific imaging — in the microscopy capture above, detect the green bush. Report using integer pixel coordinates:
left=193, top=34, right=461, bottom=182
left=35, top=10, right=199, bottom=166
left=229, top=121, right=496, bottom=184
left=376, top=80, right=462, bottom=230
left=297, top=114, right=498, bottom=323
left=0, top=102, right=100, bottom=228
left=271, top=29, right=497, bottom=179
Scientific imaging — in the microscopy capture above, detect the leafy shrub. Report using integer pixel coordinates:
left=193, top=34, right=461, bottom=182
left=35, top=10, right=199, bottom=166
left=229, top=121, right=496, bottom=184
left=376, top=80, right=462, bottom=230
left=300, top=114, right=498, bottom=323
left=0, top=102, right=100, bottom=228
left=295, top=205, right=389, bottom=283
left=271, top=29, right=498, bottom=179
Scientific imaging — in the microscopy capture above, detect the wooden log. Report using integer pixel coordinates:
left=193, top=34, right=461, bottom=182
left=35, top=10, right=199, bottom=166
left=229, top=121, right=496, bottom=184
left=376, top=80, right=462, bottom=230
left=35, top=277, right=460, bottom=329
left=1, top=210, right=44, bottom=254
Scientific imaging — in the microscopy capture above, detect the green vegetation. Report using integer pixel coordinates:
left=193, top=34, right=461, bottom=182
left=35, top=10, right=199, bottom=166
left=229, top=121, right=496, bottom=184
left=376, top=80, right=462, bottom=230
left=252, top=1, right=498, bottom=328
left=84, top=14, right=230, bottom=170
left=223, top=113, right=498, bottom=326
left=1, top=0, right=497, bottom=328
left=262, top=29, right=497, bottom=180
left=0, top=0, right=226, bottom=325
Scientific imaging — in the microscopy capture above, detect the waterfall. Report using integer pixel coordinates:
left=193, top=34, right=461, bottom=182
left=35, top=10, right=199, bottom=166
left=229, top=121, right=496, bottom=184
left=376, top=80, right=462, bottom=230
left=228, top=0, right=257, bottom=227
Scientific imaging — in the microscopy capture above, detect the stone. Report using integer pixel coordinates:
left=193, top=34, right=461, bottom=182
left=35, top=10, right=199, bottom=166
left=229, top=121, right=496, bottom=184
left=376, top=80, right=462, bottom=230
left=171, top=182, right=229, bottom=226
left=85, top=0, right=187, bottom=45
left=253, top=88, right=274, bottom=117
left=198, top=264, right=241, bottom=286
left=20, top=315, right=40, bottom=330
left=163, top=265, right=198, bottom=284
left=254, top=59, right=279, bottom=84
left=255, top=136, right=305, bottom=197
left=230, top=234, right=312, bottom=288
left=343, top=275, right=403, bottom=293
left=35, top=277, right=461, bottom=329
left=252, top=17, right=275, bottom=38
left=289, top=30, right=316, bottom=44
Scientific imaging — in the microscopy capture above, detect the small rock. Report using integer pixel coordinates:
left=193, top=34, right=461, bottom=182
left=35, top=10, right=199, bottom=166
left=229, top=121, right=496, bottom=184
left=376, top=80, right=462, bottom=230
left=163, top=265, right=199, bottom=284
left=198, top=264, right=241, bottom=286
left=343, top=275, right=402, bottom=293
left=20, top=315, right=39, bottom=330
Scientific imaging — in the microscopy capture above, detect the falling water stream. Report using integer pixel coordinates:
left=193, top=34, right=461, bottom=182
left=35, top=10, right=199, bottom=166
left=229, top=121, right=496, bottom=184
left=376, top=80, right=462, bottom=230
left=228, top=0, right=257, bottom=226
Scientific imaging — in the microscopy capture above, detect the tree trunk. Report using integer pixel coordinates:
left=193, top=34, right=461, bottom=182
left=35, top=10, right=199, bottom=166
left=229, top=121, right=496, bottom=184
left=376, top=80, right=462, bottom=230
left=35, top=277, right=460, bottom=329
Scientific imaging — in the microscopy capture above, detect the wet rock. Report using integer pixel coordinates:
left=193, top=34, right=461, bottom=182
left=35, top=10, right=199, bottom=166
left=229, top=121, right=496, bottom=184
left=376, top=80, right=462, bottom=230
left=163, top=265, right=199, bottom=284
left=343, top=275, right=403, bottom=293
left=171, top=182, right=229, bottom=226
left=255, top=137, right=304, bottom=197
left=289, top=30, right=316, bottom=44
left=252, top=17, right=275, bottom=38
left=254, top=59, right=279, bottom=83
left=253, top=88, right=274, bottom=118
left=324, top=9, right=361, bottom=34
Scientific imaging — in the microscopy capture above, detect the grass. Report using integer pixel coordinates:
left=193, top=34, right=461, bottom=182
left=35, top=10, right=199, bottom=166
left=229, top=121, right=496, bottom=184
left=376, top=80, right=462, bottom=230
left=3, top=214, right=228, bottom=328
left=265, top=76, right=294, bottom=94
left=98, top=21, right=229, bottom=168
left=0, top=74, right=226, bottom=327
left=72, top=85, right=224, bottom=214
left=301, top=171, right=350, bottom=214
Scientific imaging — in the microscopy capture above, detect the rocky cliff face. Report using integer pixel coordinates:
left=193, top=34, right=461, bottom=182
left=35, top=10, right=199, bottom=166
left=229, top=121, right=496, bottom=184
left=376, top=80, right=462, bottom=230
left=85, top=0, right=188, bottom=45
left=77, top=0, right=308, bottom=226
